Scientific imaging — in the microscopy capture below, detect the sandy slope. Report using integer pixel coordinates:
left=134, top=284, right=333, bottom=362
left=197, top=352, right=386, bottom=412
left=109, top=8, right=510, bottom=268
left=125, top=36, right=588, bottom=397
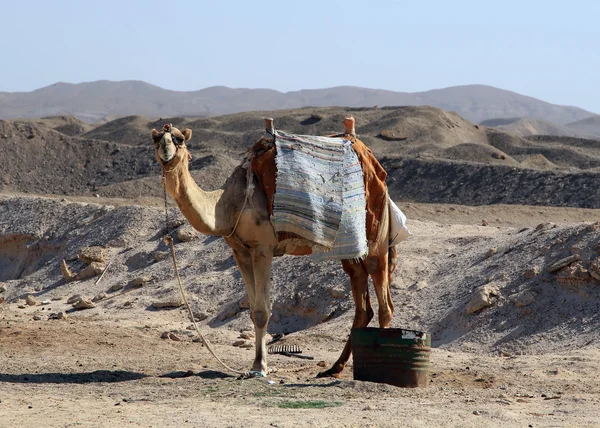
left=1, top=195, right=600, bottom=426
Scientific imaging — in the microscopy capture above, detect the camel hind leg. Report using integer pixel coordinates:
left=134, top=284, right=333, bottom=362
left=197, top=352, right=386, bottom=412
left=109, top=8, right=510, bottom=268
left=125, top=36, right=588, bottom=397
left=317, top=259, right=373, bottom=378
left=366, top=250, right=394, bottom=328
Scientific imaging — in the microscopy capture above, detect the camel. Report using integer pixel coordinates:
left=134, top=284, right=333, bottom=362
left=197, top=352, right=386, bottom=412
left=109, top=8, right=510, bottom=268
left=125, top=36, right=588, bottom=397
left=151, top=118, right=397, bottom=378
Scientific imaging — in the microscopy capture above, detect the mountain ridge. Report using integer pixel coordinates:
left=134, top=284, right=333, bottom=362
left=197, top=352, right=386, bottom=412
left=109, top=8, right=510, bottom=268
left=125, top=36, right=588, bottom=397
left=0, top=80, right=595, bottom=125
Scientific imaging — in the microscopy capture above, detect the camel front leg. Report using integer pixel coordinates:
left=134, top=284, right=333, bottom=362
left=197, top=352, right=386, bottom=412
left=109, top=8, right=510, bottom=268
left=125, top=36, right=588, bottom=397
left=230, top=246, right=256, bottom=314
left=250, top=245, right=273, bottom=375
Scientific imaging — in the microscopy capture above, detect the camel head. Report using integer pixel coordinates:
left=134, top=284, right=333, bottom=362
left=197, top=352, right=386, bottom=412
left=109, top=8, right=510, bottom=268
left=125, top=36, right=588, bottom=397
left=151, top=124, right=192, bottom=166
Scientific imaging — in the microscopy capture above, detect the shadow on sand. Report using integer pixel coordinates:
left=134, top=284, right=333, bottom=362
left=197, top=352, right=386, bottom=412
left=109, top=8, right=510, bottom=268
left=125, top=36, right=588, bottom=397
left=0, top=370, right=147, bottom=384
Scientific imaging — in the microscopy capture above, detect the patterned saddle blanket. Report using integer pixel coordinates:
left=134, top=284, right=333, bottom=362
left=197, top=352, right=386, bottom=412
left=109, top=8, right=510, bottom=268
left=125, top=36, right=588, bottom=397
left=249, top=131, right=390, bottom=261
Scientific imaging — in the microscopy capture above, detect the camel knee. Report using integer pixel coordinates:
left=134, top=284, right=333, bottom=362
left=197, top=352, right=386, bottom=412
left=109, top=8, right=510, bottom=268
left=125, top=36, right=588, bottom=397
left=252, top=309, right=269, bottom=329
left=378, top=307, right=393, bottom=328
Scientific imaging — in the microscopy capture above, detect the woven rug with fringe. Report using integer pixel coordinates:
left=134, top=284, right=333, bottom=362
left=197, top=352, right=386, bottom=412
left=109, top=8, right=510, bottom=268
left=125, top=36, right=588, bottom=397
left=272, top=131, right=368, bottom=260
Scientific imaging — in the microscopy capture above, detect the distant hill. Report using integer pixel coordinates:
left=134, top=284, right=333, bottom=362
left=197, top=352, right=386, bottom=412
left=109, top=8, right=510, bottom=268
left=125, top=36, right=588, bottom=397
left=0, top=80, right=594, bottom=125
left=5, top=105, right=600, bottom=199
left=479, top=117, right=578, bottom=137
left=566, top=115, right=600, bottom=139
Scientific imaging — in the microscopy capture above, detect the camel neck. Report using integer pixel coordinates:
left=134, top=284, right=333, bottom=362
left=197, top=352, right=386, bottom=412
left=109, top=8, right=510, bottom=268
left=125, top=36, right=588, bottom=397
left=162, top=161, right=229, bottom=236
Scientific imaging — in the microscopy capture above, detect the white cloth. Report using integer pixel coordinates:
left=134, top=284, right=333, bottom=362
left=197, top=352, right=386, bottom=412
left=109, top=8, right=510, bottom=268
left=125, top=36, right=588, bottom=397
left=388, top=196, right=411, bottom=246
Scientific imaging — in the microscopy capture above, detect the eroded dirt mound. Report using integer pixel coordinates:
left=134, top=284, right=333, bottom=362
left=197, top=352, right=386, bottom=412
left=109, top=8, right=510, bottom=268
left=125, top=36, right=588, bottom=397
left=3, top=106, right=600, bottom=207
left=398, top=220, right=600, bottom=354
left=384, top=157, right=600, bottom=208
left=2, top=195, right=600, bottom=354
left=0, top=196, right=350, bottom=334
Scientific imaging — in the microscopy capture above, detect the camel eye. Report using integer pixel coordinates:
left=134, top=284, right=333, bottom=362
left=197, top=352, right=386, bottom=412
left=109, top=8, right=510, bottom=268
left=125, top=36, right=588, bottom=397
left=174, top=137, right=184, bottom=145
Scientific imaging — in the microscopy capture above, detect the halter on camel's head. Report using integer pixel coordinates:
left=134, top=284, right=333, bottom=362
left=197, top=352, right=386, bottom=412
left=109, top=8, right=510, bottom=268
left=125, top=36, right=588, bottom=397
left=151, top=123, right=193, bottom=166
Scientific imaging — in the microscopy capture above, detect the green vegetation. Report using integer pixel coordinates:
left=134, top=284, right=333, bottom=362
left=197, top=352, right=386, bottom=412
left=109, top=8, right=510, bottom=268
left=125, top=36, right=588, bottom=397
left=277, top=400, right=343, bottom=409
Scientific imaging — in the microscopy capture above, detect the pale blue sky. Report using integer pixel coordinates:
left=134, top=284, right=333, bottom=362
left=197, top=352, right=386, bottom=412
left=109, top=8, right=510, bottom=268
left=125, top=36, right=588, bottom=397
left=1, top=0, right=598, bottom=112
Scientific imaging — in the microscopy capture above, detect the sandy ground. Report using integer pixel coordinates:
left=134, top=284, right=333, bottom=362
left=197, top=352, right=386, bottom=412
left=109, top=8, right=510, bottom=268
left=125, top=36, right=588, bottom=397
left=1, top=320, right=599, bottom=428
left=2, top=197, right=600, bottom=427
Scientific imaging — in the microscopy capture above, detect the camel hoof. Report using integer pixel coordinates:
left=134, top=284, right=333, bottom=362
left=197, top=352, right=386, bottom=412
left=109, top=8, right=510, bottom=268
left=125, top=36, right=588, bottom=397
left=240, top=370, right=266, bottom=379
left=316, top=368, right=343, bottom=379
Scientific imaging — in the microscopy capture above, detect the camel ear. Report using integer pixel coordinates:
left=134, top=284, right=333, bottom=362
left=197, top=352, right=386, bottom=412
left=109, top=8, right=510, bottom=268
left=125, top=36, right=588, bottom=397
left=182, top=128, right=192, bottom=141
left=151, top=129, right=161, bottom=142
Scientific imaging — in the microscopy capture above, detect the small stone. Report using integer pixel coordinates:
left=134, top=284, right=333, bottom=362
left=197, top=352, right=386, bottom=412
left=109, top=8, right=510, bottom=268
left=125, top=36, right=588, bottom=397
left=78, top=246, right=108, bottom=264
left=107, top=238, right=127, bottom=248
left=193, top=311, right=209, bottom=321
left=330, top=288, right=346, bottom=299
left=570, top=246, right=583, bottom=255
left=72, top=298, right=95, bottom=310
left=17, top=305, right=26, bottom=309
left=129, top=275, right=152, bottom=288
left=41, top=299, right=51, bottom=305
left=0, top=284, right=6, bottom=293
left=317, top=361, right=327, bottom=367
left=151, top=299, right=183, bottom=309
left=473, top=410, right=481, bottom=416
left=482, top=219, right=489, bottom=227
left=32, top=314, right=43, bottom=321
left=153, top=251, right=169, bottom=262
left=589, top=258, right=600, bottom=281
left=67, top=294, right=83, bottom=304
left=232, top=339, right=248, bottom=347
left=238, top=295, right=250, bottom=309
left=92, top=292, right=107, bottom=302
left=57, top=311, right=68, bottom=320
left=239, top=331, right=255, bottom=340
left=161, top=331, right=181, bottom=341
left=25, top=295, right=37, bottom=306
left=109, top=283, right=125, bottom=292
left=466, top=284, right=499, bottom=314
left=524, top=266, right=540, bottom=279
left=218, top=307, right=239, bottom=321
left=175, top=227, right=197, bottom=242
left=60, top=260, right=75, bottom=281
left=74, top=262, right=105, bottom=280
left=556, top=261, right=592, bottom=285
left=535, top=222, right=553, bottom=231
left=497, top=399, right=513, bottom=405
left=509, top=290, right=537, bottom=308
left=485, top=247, right=497, bottom=258
left=547, top=255, right=580, bottom=273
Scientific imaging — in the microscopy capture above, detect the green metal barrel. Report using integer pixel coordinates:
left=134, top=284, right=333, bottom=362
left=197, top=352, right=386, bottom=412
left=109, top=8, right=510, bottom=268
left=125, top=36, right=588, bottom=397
left=351, top=327, right=431, bottom=388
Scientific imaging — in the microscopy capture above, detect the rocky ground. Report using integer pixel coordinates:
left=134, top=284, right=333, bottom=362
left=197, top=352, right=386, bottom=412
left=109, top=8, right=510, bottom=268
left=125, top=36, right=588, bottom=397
left=1, top=194, right=600, bottom=427
left=2, top=106, right=600, bottom=426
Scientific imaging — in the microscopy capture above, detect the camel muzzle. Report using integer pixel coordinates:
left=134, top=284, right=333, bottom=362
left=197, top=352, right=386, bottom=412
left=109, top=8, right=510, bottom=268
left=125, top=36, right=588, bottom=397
left=158, top=137, right=177, bottom=162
